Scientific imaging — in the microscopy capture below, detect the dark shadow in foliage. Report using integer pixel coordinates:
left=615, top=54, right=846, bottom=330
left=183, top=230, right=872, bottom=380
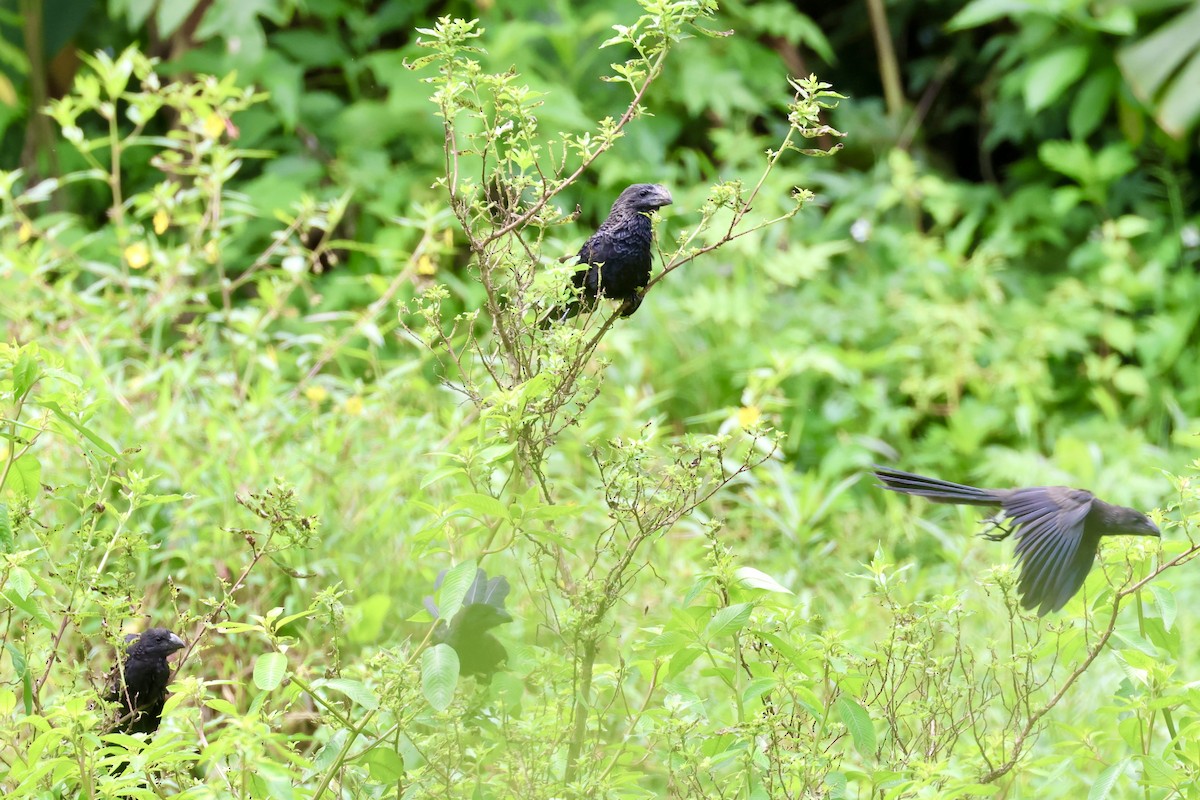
left=106, top=627, right=186, bottom=734
left=424, top=569, right=513, bottom=681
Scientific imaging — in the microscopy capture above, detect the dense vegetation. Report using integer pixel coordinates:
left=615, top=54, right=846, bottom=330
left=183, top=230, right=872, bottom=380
left=2, top=0, right=1200, bottom=797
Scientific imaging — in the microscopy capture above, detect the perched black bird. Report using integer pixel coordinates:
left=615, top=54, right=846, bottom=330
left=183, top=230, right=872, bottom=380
left=545, top=183, right=673, bottom=323
left=873, top=467, right=1160, bottom=616
left=424, top=568, right=513, bottom=681
left=107, top=627, right=186, bottom=734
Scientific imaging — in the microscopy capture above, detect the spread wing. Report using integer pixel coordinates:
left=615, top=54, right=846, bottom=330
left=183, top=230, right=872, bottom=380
left=1002, top=487, right=1096, bottom=616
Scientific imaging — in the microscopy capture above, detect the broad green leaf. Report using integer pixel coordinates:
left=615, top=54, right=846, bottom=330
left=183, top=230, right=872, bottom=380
left=0, top=503, right=11, bottom=553
left=454, top=493, right=510, bottom=521
left=703, top=602, right=754, bottom=641
left=1088, top=759, right=1128, bottom=800
left=1149, top=585, right=1177, bottom=631
left=421, top=465, right=464, bottom=489
left=836, top=696, right=875, bottom=759
left=1024, top=46, right=1090, bottom=114
left=7, top=567, right=33, bottom=600
left=1156, top=50, right=1200, bottom=138
left=12, top=349, right=40, bottom=397
left=1117, top=2, right=1200, bottom=133
left=735, top=566, right=793, bottom=594
left=205, top=698, right=240, bottom=716
left=1, top=589, right=55, bottom=631
left=741, top=676, right=777, bottom=706
left=421, top=644, right=459, bottom=711
left=1140, top=755, right=1179, bottom=788
left=362, top=747, right=406, bottom=782
left=40, top=401, right=119, bottom=457
left=6, top=454, right=41, bottom=501
left=254, top=652, right=288, bottom=690
left=318, top=678, right=379, bottom=710
left=156, top=0, right=200, bottom=38
left=946, top=0, right=1037, bottom=31
left=1069, top=70, right=1115, bottom=140
left=825, top=771, right=848, bottom=800
left=436, top=560, right=478, bottom=623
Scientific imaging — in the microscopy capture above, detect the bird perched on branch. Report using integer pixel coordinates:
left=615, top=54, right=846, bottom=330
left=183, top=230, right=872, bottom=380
left=873, top=467, right=1160, bottom=616
left=544, top=183, right=673, bottom=324
left=107, top=627, right=186, bottom=734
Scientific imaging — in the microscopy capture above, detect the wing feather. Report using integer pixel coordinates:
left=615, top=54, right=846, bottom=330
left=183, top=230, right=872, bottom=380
left=1002, top=488, right=1095, bottom=615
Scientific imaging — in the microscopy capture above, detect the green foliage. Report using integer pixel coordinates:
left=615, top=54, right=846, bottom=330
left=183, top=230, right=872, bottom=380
left=2, top=0, right=1200, bottom=798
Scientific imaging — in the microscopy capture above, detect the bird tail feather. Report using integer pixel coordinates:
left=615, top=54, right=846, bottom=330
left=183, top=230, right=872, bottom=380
left=873, top=467, right=1003, bottom=506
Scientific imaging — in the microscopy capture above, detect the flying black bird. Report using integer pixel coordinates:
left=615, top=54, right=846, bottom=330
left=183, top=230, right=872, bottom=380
left=873, top=467, right=1160, bottom=616
left=544, top=183, right=673, bottom=323
left=107, top=627, right=186, bottom=734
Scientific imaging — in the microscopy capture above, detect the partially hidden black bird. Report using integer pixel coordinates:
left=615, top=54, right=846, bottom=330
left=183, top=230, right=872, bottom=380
left=545, top=183, right=673, bottom=323
left=873, top=467, right=1160, bottom=616
left=107, top=627, right=186, bottom=734
left=424, top=568, right=513, bottom=682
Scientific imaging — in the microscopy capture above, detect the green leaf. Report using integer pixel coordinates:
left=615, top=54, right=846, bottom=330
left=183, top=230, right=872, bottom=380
left=1140, top=755, right=1179, bottom=788
left=1069, top=70, right=1115, bottom=140
left=7, top=567, right=33, bottom=600
left=40, top=401, right=119, bottom=457
left=362, top=747, right=406, bottom=782
left=1, top=589, right=55, bottom=631
left=1117, top=2, right=1200, bottom=136
left=436, top=560, right=479, bottom=623
left=1087, top=759, right=1127, bottom=800
left=836, top=696, right=876, bottom=759
left=1149, top=585, right=1177, bottom=631
left=12, top=349, right=40, bottom=397
left=421, top=465, right=465, bottom=489
left=421, top=643, right=459, bottom=711
left=1024, top=46, right=1090, bottom=114
left=454, top=493, right=510, bottom=521
left=0, top=503, right=11, bottom=553
left=703, top=602, right=754, bottom=641
left=825, top=771, right=848, bottom=800
left=1156, top=49, right=1200, bottom=138
left=735, top=566, right=793, bottom=594
left=317, top=678, right=379, bottom=710
left=741, top=676, right=777, bottom=706
left=946, top=0, right=1038, bottom=31
left=156, top=0, right=201, bottom=38
left=6, top=454, right=41, bottom=501
left=253, top=652, right=288, bottom=690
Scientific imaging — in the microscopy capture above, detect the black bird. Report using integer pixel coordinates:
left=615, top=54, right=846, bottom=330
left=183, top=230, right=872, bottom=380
left=545, top=183, right=673, bottom=323
left=424, top=568, right=513, bottom=682
left=107, top=627, right=186, bottom=734
left=873, top=467, right=1160, bottom=616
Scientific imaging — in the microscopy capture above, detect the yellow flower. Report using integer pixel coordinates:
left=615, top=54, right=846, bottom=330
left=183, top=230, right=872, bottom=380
left=304, top=385, right=329, bottom=403
left=18, top=221, right=32, bottom=243
left=416, top=253, right=437, bottom=276
left=153, top=209, right=170, bottom=234
left=203, top=112, right=226, bottom=140
left=737, top=405, right=761, bottom=428
left=343, top=396, right=364, bottom=416
left=124, top=242, right=151, bottom=269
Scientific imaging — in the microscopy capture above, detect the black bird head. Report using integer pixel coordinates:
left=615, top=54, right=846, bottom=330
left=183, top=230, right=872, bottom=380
left=1106, top=505, right=1161, bottom=537
left=615, top=183, right=673, bottom=213
left=127, top=628, right=186, bottom=658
